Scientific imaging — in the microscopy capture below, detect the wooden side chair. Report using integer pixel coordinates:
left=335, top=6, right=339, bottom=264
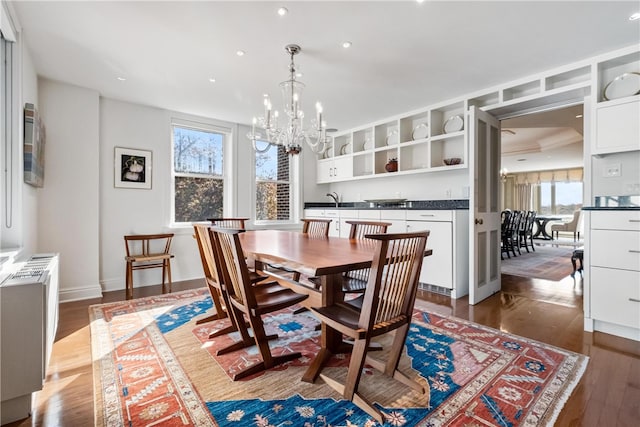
left=302, top=218, right=332, bottom=236
left=211, top=228, right=308, bottom=380
left=342, top=220, right=391, bottom=292
left=124, top=233, right=174, bottom=300
left=193, top=224, right=276, bottom=340
left=309, top=231, right=430, bottom=423
left=208, top=218, right=249, bottom=229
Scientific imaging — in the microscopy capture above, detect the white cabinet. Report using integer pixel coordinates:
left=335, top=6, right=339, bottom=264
left=407, top=220, right=453, bottom=290
left=316, top=156, right=353, bottom=183
left=303, top=209, right=340, bottom=236
left=588, top=210, right=640, bottom=340
left=594, top=97, right=640, bottom=154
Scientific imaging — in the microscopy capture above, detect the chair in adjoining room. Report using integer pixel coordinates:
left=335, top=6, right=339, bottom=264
left=501, top=210, right=512, bottom=260
left=550, top=209, right=582, bottom=241
left=518, top=210, right=537, bottom=253
left=208, top=218, right=249, bottom=229
left=211, top=228, right=308, bottom=380
left=308, top=231, right=430, bottom=423
left=124, top=233, right=174, bottom=300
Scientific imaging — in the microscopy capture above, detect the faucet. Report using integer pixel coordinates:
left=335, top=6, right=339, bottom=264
left=326, top=192, right=339, bottom=208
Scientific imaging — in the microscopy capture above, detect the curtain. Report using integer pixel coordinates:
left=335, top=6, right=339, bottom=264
left=514, top=183, right=532, bottom=211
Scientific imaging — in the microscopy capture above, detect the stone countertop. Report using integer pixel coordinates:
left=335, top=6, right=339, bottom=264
left=304, top=199, right=469, bottom=210
left=582, top=206, right=640, bottom=211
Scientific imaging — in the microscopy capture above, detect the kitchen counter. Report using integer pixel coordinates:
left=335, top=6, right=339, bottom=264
left=304, top=199, right=469, bottom=210
left=583, top=206, right=640, bottom=210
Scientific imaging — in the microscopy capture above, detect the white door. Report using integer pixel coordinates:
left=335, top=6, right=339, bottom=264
left=469, top=106, right=501, bottom=304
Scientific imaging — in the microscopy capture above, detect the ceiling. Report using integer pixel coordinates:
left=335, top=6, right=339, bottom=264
left=9, top=1, right=640, bottom=170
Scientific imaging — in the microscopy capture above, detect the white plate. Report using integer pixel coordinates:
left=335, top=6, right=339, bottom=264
left=443, top=115, right=464, bottom=134
left=603, top=72, right=640, bottom=101
left=362, top=138, right=373, bottom=151
left=385, top=129, right=399, bottom=146
left=411, top=123, right=428, bottom=140
left=340, top=144, right=351, bottom=155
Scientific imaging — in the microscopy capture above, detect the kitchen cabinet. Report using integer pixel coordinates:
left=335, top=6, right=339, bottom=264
left=316, top=155, right=353, bottom=183
left=594, top=97, right=640, bottom=155
left=588, top=210, right=640, bottom=340
left=302, top=209, right=340, bottom=237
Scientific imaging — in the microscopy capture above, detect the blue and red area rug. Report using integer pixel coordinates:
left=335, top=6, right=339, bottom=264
left=90, top=289, right=588, bottom=426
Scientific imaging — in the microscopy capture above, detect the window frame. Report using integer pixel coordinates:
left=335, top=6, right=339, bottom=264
left=170, top=118, right=233, bottom=227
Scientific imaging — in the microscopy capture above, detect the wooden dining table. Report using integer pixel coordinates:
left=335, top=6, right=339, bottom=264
left=239, top=229, right=432, bottom=383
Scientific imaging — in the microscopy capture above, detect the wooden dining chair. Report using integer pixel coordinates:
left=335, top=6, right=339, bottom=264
left=341, top=220, right=391, bottom=292
left=211, top=228, right=309, bottom=380
left=208, top=218, right=249, bottom=229
left=124, top=233, right=174, bottom=299
left=193, top=224, right=278, bottom=339
left=301, top=218, right=332, bottom=236
left=309, top=231, right=430, bottom=423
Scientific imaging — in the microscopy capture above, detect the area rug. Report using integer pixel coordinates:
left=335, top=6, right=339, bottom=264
left=501, top=244, right=576, bottom=281
left=90, top=289, right=588, bottom=426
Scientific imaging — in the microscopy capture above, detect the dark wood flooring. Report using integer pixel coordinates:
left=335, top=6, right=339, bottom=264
left=6, top=272, right=640, bottom=426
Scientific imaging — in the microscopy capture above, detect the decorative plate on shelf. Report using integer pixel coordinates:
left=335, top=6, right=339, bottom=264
left=385, top=129, right=399, bottom=146
left=411, top=123, right=429, bottom=140
left=340, top=143, right=351, bottom=155
left=603, top=72, right=640, bottom=101
left=362, top=137, right=373, bottom=151
left=443, top=115, right=464, bottom=134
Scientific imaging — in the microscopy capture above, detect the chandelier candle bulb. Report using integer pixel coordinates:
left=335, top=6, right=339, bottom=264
left=293, top=93, right=299, bottom=118
left=316, top=102, right=323, bottom=129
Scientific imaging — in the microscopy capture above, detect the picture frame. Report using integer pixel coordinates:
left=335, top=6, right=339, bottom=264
left=24, top=103, right=46, bottom=187
left=114, top=147, right=152, bottom=189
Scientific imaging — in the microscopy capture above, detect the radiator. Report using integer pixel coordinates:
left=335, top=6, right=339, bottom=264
left=0, top=253, right=59, bottom=425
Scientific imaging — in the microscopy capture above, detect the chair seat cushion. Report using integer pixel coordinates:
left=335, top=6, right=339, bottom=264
left=127, top=253, right=173, bottom=262
left=253, top=286, right=308, bottom=315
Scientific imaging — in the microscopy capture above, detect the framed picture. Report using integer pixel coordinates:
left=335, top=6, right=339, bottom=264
left=24, top=103, right=46, bottom=187
left=114, top=147, right=152, bottom=189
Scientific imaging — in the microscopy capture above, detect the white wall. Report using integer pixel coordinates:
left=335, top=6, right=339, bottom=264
left=20, top=35, right=38, bottom=254
left=38, top=78, right=101, bottom=301
left=591, top=151, right=640, bottom=198
left=326, top=168, right=469, bottom=203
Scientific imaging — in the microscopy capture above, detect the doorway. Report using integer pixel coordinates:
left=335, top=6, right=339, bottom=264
left=499, top=104, right=585, bottom=283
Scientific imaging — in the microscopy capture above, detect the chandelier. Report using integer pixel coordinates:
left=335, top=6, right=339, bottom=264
left=248, top=44, right=329, bottom=156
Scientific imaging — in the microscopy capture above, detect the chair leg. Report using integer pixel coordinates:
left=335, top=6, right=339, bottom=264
left=125, top=263, right=133, bottom=300
left=166, top=259, right=172, bottom=293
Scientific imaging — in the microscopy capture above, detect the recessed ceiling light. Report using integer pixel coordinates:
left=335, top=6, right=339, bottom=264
left=326, top=128, right=338, bottom=133
left=342, top=41, right=352, bottom=49
left=416, top=0, right=426, bottom=3
left=629, top=12, right=640, bottom=21
left=277, top=7, right=288, bottom=16
left=117, top=77, right=126, bottom=81
left=236, top=50, right=245, bottom=57
left=517, top=158, right=527, bottom=162
left=209, top=77, right=216, bottom=83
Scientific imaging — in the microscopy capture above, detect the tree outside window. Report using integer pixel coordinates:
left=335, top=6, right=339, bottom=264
left=255, top=144, right=290, bottom=221
left=172, top=125, right=224, bottom=223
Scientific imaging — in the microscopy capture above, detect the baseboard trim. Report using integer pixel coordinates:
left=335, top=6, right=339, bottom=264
left=59, top=285, right=103, bottom=303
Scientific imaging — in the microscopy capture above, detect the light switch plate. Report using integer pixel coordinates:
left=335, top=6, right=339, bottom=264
left=604, top=163, right=621, bottom=177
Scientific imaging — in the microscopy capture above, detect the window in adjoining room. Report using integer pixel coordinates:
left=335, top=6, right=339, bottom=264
left=171, top=123, right=226, bottom=223
left=255, top=143, right=291, bottom=221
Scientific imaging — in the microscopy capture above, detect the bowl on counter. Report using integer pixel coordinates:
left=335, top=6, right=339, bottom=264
left=443, top=157, right=462, bottom=166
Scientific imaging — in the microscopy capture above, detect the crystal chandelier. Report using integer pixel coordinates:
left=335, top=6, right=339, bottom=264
left=248, top=44, right=329, bottom=155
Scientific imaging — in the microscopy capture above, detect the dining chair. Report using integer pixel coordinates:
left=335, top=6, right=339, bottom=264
left=193, top=224, right=278, bottom=339
left=211, top=228, right=309, bottom=380
left=208, top=218, right=249, bottom=229
left=124, top=233, right=174, bottom=299
left=301, top=218, right=332, bottom=236
left=518, top=210, right=537, bottom=253
left=309, top=230, right=429, bottom=423
left=500, top=210, right=512, bottom=260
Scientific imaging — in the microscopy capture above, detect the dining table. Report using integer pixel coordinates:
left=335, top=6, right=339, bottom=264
left=239, top=229, right=432, bottom=383
left=532, top=215, right=562, bottom=240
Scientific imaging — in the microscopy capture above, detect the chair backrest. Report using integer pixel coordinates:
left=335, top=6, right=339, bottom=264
left=525, top=211, right=536, bottom=232
left=566, top=210, right=581, bottom=229
left=358, top=231, right=429, bottom=331
left=508, top=210, right=522, bottom=236
left=501, top=210, right=512, bottom=233
left=210, top=228, right=256, bottom=311
left=301, top=218, right=332, bottom=237
left=124, top=233, right=173, bottom=258
left=208, top=218, right=249, bottom=229
left=193, top=224, right=222, bottom=285
left=347, top=220, right=391, bottom=239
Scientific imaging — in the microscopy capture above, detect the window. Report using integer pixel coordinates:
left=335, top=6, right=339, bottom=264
left=255, top=143, right=291, bottom=221
left=536, top=181, right=582, bottom=215
left=172, top=123, right=226, bottom=223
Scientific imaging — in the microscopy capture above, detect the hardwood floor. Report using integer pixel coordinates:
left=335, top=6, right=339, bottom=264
left=6, top=274, right=639, bottom=426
